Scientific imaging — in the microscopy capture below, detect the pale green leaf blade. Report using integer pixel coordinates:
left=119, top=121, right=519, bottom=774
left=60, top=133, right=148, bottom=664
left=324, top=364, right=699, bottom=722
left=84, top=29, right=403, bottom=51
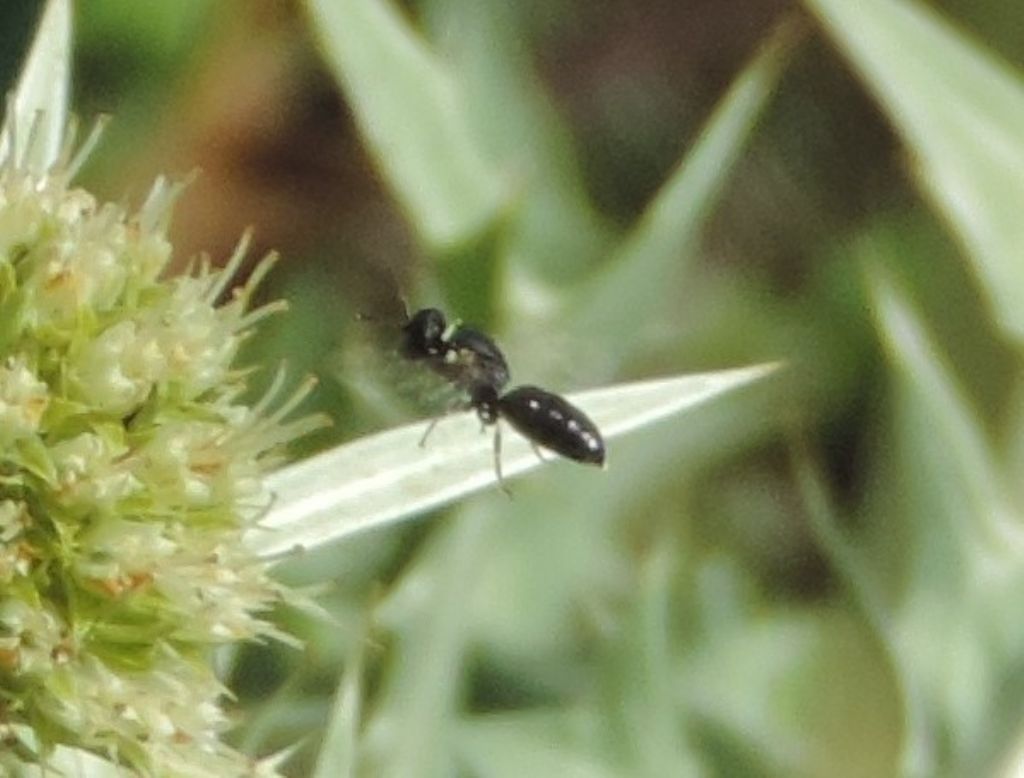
left=312, top=635, right=365, bottom=778
left=453, top=710, right=627, bottom=778
left=305, top=0, right=505, bottom=249
left=866, top=265, right=1024, bottom=769
left=792, top=449, right=931, bottom=777
left=363, top=511, right=491, bottom=778
left=617, top=546, right=702, bottom=775
left=0, top=0, right=71, bottom=173
left=418, top=0, right=616, bottom=278
left=867, top=264, right=1024, bottom=555
left=566, top=22, right=798, bottom=349
left=247, top=364, right=779, bottom=559
left=805, top=0, right=1024, bottom=339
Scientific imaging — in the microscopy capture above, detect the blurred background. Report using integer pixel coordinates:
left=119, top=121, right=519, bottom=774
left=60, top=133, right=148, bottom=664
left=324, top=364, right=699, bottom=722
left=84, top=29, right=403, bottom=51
left=6, top=0, right=1024, bottom=775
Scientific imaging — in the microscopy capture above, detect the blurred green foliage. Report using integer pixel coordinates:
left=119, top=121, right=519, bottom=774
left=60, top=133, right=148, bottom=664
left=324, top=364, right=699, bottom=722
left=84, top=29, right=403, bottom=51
left=9, top=0, right=1024, bottom=775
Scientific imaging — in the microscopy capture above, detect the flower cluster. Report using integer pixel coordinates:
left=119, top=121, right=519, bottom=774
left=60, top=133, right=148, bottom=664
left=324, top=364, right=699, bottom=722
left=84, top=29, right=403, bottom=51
left=0, top=134, right=319, bottom=775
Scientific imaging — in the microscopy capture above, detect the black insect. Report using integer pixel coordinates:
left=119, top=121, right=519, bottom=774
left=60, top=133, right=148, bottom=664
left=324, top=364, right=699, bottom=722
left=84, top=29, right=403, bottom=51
left=400, top=307, right=606, bottom=488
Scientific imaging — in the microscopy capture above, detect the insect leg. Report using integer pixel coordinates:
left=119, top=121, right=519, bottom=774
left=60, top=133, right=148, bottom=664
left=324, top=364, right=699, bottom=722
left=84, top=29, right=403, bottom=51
left=419, top=416, right=441, bottom=448
left=493, top=423, right=512, bottom=497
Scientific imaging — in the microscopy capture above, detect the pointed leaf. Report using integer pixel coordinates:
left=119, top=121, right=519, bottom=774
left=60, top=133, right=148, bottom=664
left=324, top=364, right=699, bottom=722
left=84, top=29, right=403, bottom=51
left=868, top=265, right=1024, bottom=555
left=248, top=364, right=779, bottom=559
left=805, top=0, right=1024, bottom=340
left=0, top=0, right=71, bottom=173
left=312, top=631, right=365, bottom=778
left=615, top=545, right=702, bottom=775
left=566, top=21, right=798, bottom=352
left=305, top=0, right=505, bottom=249
left=363, top=512, right=491, bottom=778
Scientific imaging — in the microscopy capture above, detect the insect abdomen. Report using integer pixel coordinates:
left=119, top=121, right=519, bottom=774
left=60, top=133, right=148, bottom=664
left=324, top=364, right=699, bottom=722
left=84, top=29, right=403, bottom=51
left=498, top=385, right=605, bottom=466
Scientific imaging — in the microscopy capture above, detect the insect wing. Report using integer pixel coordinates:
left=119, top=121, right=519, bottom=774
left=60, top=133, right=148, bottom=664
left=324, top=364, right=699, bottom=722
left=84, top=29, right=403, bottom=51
left=443, top=327, right=511, bottom=391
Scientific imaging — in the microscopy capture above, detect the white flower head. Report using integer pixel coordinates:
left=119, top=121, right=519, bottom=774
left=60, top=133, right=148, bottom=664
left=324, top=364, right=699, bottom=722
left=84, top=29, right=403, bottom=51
left=0, top=2, right=324, bottom=774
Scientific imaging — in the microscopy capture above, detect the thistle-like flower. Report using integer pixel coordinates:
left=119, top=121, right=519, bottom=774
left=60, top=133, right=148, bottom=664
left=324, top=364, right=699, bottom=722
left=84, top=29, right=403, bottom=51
left=0, top=2, right=783, bottom=774
left=0, top=5, right=322, bottom=775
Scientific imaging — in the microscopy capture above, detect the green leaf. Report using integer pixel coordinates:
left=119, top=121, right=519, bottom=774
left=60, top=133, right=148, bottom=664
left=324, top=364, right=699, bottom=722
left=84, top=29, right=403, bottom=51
left=0, top=0, right=71, bottom=174
left=418, top=0, right=616, bottom=281
left=247, top=364, right=779, bottom=559
left=311, top=634, right=364, bottom=778
left=686, top=607, right=901, bottom=777
left=453, top=710, right=627, bottom=778
left=364, top=510, right=493, bottom=778
left=865, top=264, right=1024, bottom=771
left=792, top=447, right=931, bottom=777
left=305, top=0, right=506, bottom=250
left=804, top=0, right=1024, bottom=341
left=564, top=21, right=799, bottom=354
left=611, top=545, right=702, bottom=777
left=867, top=264, right=1024, bottom=555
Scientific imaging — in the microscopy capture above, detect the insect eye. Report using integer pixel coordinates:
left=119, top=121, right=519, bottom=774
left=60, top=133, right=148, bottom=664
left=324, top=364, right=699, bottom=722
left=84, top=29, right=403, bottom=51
left=402, top=308, right=449, bottom=358
left=421, top=309, right=446, bottom=341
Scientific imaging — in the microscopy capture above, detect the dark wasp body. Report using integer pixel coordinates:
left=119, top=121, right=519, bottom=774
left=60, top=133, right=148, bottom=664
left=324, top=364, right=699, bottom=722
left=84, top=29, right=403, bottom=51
left=400, top=307, right=605, bottom=487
